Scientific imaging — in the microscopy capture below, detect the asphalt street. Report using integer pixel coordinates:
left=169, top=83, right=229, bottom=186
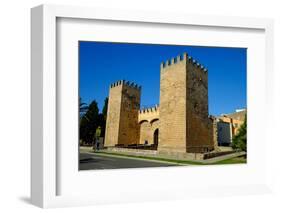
left=79, top=152, right=176, bottom=170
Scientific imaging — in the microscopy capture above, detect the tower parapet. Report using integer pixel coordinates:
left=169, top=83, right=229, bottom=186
left=138, top=105, right=160, bottom=125
left=187, top=56, right=208, bottom=74
left=110, top=80, right=141, bottom=90
left=160, top=52, right=208, bottom=75
left=139, top=105, right=159, bottom=114
left=160, top=52, right=188, bottom=70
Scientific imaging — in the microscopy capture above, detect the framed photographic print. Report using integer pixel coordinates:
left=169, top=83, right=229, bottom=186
left=31, top=4, right=274, bottom=208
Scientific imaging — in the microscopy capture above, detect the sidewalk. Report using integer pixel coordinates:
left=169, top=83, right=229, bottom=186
left=200, top=151, right=246, bottom=164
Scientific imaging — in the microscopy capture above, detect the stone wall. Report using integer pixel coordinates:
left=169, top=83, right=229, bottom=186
left=158, top=53, right=214, bottom=154
left=139, top=119, right=159, bottom=145
left=104, top=80, right=141, bottom=147
left=118, top=83, right=141, bottom=145
left=138, top=105, right=159, bottom=123
left=105, top=147, right=205, bottom=160
left=138, top=106, right=159, bottom=145
left=186, top=56, right=214, bottom=152
left=158, top=53, right=188, bottom=153
left=104, top=82, right=123, bottom=147
left=139, top=120, right=151, bottom=144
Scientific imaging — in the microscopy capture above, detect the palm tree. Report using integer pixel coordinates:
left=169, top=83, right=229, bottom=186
left=79, top=97, right=88, bottom=115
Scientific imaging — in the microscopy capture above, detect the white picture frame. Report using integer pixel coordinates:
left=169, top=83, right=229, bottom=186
left=31, top=4, right=274, bottom=208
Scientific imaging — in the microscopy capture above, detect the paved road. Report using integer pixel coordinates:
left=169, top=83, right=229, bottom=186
left=79, top=152, right=176, bottom=170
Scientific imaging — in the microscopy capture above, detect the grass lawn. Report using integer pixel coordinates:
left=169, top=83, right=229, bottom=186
left=210, top=156, right=247, bottom=165
left=91, top=151, right=247, bottom=165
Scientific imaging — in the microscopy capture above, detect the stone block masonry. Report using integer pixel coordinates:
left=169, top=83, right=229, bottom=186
left=104, top=80, right=141, bottom=147
left=158, top=53, right=214, bottom=153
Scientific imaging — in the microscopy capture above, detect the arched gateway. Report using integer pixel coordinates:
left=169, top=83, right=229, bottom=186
left=153, top=128, right=159, bottom=146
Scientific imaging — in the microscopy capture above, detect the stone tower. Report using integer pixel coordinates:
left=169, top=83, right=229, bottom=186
left=104, top=80, right=141, bottom=147
left=158, top=52, right=214, bottom=154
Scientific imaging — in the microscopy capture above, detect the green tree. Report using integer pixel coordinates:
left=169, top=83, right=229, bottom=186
left=79, top=100, right=99, bottom=145
left=100, top=97, right=108, bottom=137
left=102, top=97, right=108, bottom=120
left=232, top=115, right=247, bottom=152
left=79, top=97, right=88, bottom=117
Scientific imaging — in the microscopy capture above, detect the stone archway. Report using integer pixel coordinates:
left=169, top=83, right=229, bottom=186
left=153, top=128, right=159, bottom=147
left=139, top=120, right=150, bottom=144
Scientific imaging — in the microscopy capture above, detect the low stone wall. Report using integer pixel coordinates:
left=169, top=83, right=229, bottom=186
left=106, top=147, right=158, bottom=155
left=105, top=147, right=205, bottom=160
left=203, top=151, right=236, bottom=160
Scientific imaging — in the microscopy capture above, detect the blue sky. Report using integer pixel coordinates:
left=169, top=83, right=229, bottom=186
left=79, top=41, right=246, bottom=116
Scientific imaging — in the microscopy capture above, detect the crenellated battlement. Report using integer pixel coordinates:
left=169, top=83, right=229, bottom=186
left=139, top=105, right=159, bottom=114
left=160, top=52, right=208, bottom=74
left=160, top=52, right=188, bottom=70
left=138, top=104, right=160, bottom=124
left=187, top=56, right=208, bottom=73
left=110, top=80, right=142, bottom=90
